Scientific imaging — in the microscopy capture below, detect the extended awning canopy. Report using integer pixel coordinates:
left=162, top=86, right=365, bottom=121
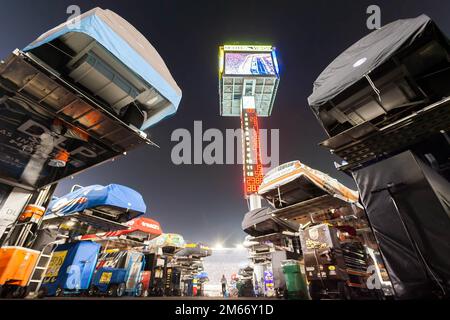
left=0, top=53, right=153, bottom=189
left=0, top=8, right=181, bottom=189
left=176, top=243, right=212, bottom=258
left=25, top=7, right=181, bottom=130
left=146, top=233, right=185, bottom=254
left=242, top=207, right=300, bottom=237
left=79, top=217, right=162, bottom=247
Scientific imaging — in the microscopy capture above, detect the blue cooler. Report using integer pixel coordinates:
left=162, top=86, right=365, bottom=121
left=41, top=241, right=101, bottom=296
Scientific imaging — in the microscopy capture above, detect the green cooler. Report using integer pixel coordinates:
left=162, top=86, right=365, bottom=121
left=281, top=260, right=309, bottom=300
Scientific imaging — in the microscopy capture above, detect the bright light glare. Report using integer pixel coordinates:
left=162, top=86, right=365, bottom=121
left=235, top=243, right=245, bottom=250
left=353, top=57, right=367, bottom=68
left=213, top=243, right=224, bottom=250
left=65, top=220, right=76, bottom=227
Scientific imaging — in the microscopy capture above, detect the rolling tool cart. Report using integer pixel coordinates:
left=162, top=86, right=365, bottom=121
left=144, top=233, right=185, bottom=296
left=144, top=252, right=167, bottom=296
left=78, top=217, right=162, bottom=297
left=39, top=240, right=101, bottom=297
left=90, top=249, right=145, bottom=297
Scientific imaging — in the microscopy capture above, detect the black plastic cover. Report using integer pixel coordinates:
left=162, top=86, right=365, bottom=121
left=353, top=151, right=450, bottom=299
left=242, top=207, right=300, bottom=237
left=308, top=14, right=437, bottom=108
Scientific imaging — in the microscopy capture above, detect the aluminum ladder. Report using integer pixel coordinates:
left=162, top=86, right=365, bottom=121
left=25, top=240, right=64, bottom=298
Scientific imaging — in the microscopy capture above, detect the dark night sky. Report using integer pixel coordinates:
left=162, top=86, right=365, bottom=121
left=1, top=0, right=449, bottom=246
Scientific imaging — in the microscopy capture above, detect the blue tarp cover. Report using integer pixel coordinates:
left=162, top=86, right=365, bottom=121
left=46, top=184, right=146, bottom=216
left=24, top=7, right=181, bottom=129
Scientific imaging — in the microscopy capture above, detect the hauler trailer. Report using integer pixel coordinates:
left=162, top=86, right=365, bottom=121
left=242, top=206, right=304, bottom=297
left=257, top=161, right=392, bottom=299
left=0, top=7, right=181, bottom=298
left=308, top=15, right=450, bottom=299
left=175, top=243, right=212, bottom=297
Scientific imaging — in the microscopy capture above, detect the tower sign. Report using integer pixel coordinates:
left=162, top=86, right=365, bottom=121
left=218, top=45, right=280, bottom=209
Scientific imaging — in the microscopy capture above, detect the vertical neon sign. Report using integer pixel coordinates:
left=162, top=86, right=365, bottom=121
left=241, top=97, right=263, bottom=196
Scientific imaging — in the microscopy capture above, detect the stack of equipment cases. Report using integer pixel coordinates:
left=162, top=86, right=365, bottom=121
left=170, top=267, right=182, bottom=296
left=299, top=224, right=372, bottom=300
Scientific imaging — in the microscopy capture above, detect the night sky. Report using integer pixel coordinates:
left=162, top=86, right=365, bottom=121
left=1, top=0, right=449, bottom=246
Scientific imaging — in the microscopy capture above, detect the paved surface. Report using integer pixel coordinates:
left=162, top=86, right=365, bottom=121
left=39, top=296, right=277, bottom=300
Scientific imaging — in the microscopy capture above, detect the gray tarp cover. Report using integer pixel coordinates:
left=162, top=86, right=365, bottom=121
left=242, top=207, right=299, bottom=236
left=308, top=14, right=432, bottom=109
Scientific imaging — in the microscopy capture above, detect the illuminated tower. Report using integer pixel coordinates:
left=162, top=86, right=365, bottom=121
left=218, top=45, right=280, bottom=210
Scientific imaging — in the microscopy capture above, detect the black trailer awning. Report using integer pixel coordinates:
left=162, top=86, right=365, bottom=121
left=242, top=207, right=300, bottom=237
left=176, top=243, right=212, bottom=258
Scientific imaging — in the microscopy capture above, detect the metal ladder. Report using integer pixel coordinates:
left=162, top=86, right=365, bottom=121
left=0, top=221, right=19, bottom=246
left=25, top=240, right=62, bottom=298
